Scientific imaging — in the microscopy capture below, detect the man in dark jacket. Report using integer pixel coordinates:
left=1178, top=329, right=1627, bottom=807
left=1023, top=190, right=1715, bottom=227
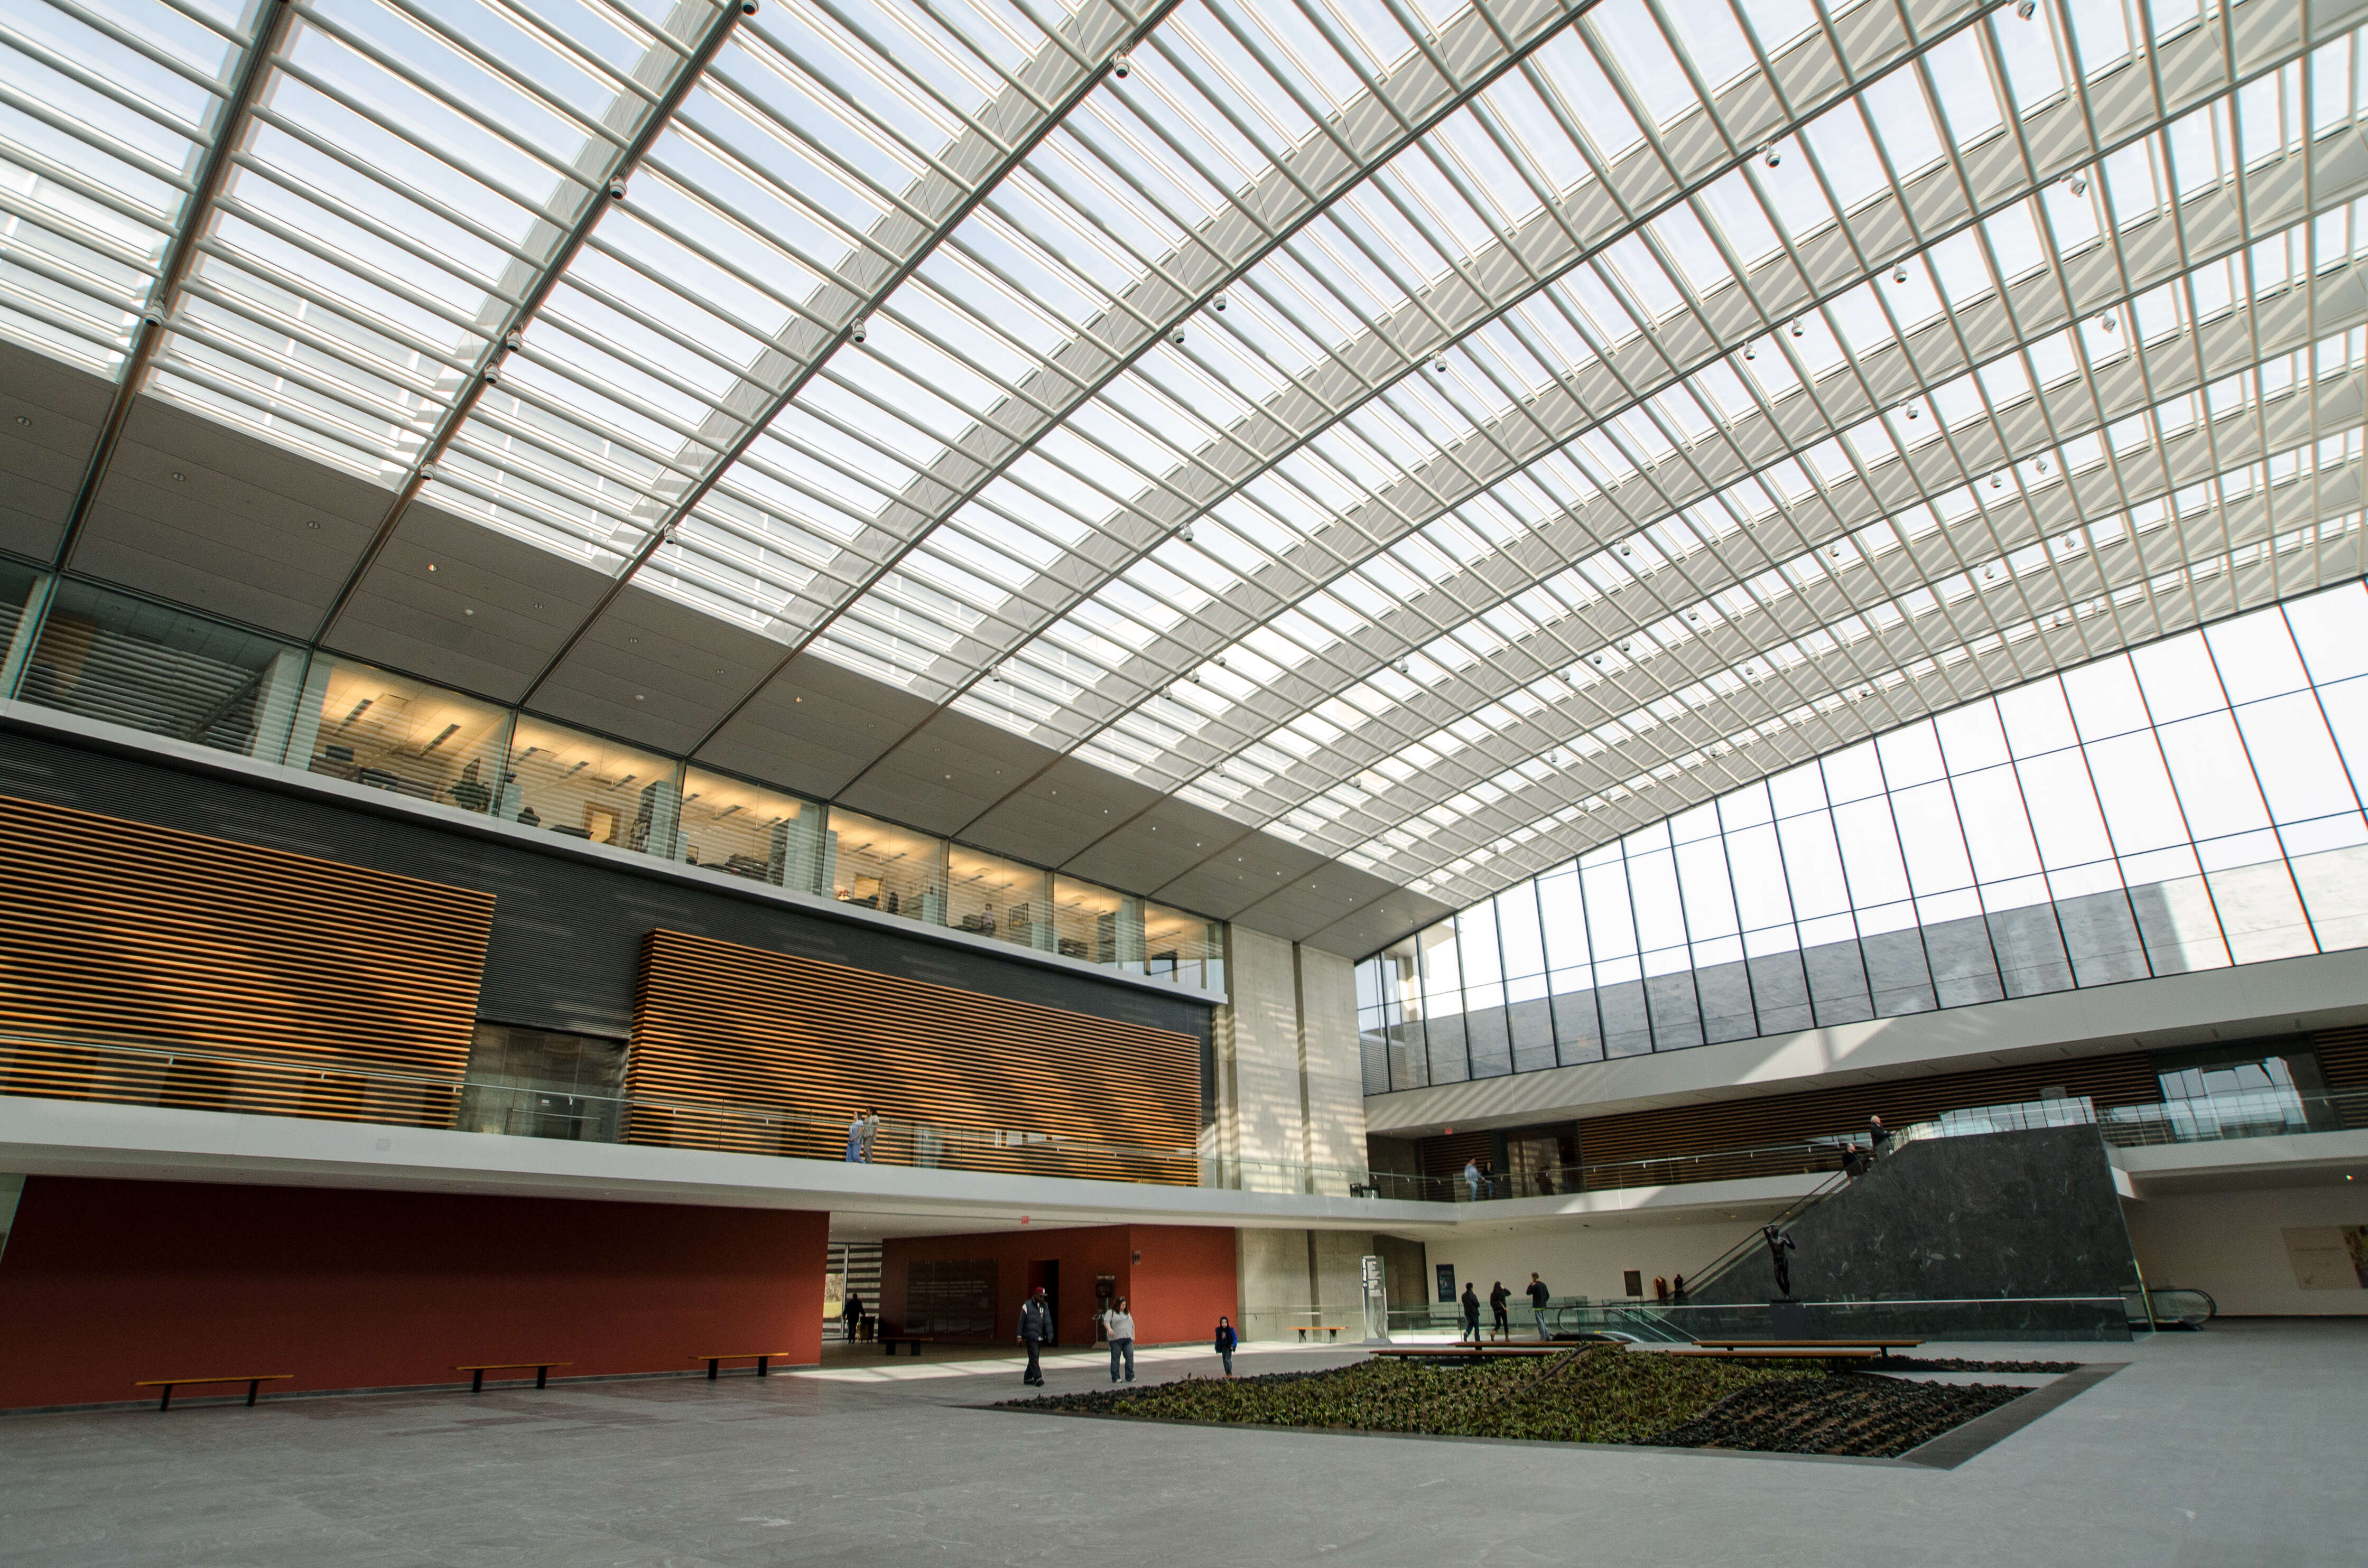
left=1526, top=1273, right=1552, bottom=1339
left=1459, top=1282, right=1482, bottom=1345
left=1018, top=1287, right=1054, bottom=1386
left=843, top=1289, right=863, bottom=1343
left=1868, top=1114, right=1892, bottom=1160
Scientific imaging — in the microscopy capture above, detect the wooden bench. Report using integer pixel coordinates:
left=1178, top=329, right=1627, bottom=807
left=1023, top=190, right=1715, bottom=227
left=878, top=1335, right=933, bottom=1357
left=456, top=1361, right=571, bottom=1392
left=694, top=1351, right=791, bottom=1380
left=1691, top=1338, right=1924, bottom=1361
left=1294, top=1324, right=1347, bottom=1343
left=135, top=1374, right=291, bottom=1412
left=1661, top=1346, right=1884, bottom=1364
left=1369, top=1345, right=1571, bottom=1359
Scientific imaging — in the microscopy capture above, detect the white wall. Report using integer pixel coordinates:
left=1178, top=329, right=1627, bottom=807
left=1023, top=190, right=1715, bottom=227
left=1297, top=946, right=1367, bottom=1184
left=1211, top=929, right=1368, bottom=1197
left=1414, top=1212, right=1754, bottom=1310
left=2125, top=1184, right=2368, bottom=1317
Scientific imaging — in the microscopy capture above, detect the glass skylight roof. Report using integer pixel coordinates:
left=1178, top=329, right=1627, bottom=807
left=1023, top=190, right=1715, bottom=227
left=5, top=0, right=2363, bottom=922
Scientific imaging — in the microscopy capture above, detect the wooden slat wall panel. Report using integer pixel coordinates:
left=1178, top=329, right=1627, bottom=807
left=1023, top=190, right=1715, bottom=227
left=2314, top=1026, right=2368, bottom=1128
left=1572, top=1052, right=2165, bottom=1170
left=629, top=930, right=1203, bottom=1184
left=0, top=792, right=492, bottom=1123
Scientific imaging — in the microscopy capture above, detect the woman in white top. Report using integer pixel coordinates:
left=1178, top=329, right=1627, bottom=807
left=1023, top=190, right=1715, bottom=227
left=1102, top=1298, right=1137, bottom=1384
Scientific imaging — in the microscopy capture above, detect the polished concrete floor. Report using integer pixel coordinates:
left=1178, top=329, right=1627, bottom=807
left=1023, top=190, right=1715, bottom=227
left=1, top=1320, right=2361, bottom=1566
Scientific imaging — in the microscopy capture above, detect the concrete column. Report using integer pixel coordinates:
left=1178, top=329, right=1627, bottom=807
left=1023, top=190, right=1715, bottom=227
left=246, top=648, right=315, bottom=764
left=1296, top=946, right=1366, bottom=1197
left=1218, top=927, right=1302, bottom=1192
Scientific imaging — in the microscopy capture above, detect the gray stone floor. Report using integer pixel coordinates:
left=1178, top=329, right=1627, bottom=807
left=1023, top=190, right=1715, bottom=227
left=1, top=1320, right=2362, bottom=1566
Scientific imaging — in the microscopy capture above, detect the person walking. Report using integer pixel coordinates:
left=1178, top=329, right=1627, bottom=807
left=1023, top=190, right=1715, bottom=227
left=1459, top=1282, right=1482, bottom=1346
left=1671, top=1273, right=1687, bottom=1304
left=844, top=1109, right=865, bottom=1162
left=1214, top=1315, right=1238, bottom=1377
left=1526, top=1273, right=1552, bottom=1339
left=1488, top=1280, right=1511, bottom=1340
left=1463, top=1158, right=1481, bottom=1202
left=1868, top=1113, right=1891, bottom=1161
left=843, top=1287, right=864, bottom=1343
left=1018, top=1285, right=1053, bottom=1386
left=1102, top=1296, right=1137, bottom=1383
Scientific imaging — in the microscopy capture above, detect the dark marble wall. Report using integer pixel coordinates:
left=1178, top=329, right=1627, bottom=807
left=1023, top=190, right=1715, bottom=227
left=1691, top=1125, right=2138, bottom=1308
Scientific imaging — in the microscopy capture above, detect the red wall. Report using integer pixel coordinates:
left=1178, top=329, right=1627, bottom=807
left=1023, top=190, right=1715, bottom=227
left=880, top=1224, right=1236, bottom=1348
left=0, top=1176, right=829, bottom=1410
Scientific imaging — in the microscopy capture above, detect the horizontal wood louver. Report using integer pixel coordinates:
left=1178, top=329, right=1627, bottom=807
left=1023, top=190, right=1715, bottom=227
left=0, top=792, right=492, bottom=1126
left=2314, top=1026, right=2368, bottom=1127
left=629, top=929, right=1201, bottom=1184
left=1564, top=1052, right=2165, bottom=1187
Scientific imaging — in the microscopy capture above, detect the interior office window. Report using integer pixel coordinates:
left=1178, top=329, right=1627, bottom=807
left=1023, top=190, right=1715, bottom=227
left=0, top=562, right=41, bottom=692
left=947, top=846, right=1049, bottom=946
left=1051, top=875, right=1122, bottom=963
left=16, top=580, right=306, bottom=760
left=679, top=769, right=819, bottom=886
left=830, top=807, right=944, bottom=923
left=505, top=717, right=679, bottom=854
left=298, top=656, right=510, bottom=811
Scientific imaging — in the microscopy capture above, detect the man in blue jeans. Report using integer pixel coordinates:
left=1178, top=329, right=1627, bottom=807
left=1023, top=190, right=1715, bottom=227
left=1527, top=1273, right=1553, bottom=1339
left=1102, top=1297, right=1137, bottom=1383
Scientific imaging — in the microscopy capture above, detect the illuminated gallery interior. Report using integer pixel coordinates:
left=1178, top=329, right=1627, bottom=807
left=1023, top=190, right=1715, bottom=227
left=0, top=0, right=2364, bottom=1559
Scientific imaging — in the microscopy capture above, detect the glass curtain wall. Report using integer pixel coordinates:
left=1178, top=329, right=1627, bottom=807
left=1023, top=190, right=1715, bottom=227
left=0, top=572, right=1219, bottom=990
left=1358, top=579, right=2368, bottom=1093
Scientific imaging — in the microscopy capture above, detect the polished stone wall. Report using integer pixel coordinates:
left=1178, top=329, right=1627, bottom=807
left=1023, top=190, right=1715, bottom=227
left=1687, top=1125, right=2138, bottom=1332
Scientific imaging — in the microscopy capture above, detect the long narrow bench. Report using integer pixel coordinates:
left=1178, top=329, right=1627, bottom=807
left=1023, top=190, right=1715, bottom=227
left=456, top=1361, right=571, bottom=1392
left=878, top=1335, right=933, bottom=1357
left=694, top=1351, right=791, bottom=1379
left=1294, top=1325, right=1347, bottom=1343
left=1690, top=1338, right=1924, bottom=1361
left=1661, top=1347, right=1884, bottom=1364
left=135, top=1374, right=291, bottom=1411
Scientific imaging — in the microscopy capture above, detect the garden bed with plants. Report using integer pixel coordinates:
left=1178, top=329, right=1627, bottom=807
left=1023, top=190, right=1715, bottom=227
left=997, top=1345, right=2057, bottom=1458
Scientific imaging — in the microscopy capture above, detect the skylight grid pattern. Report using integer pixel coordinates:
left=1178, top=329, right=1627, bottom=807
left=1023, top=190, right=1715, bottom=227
left=960, top=0, right=2366, bottom=891
left=5, top=0, right=2364, bottom=950
left=0, top=0, right=249, bottom=374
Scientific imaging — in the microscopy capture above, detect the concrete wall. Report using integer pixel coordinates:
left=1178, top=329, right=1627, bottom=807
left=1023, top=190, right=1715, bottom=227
left=1210, top=927, right=1368, bottom=1196
left=2126, top=1185, right=2368, bottom=1317
left=1419, top=1214, right=1748, bottom=1313
left=1234, top=1227, right=1384, bottom=1342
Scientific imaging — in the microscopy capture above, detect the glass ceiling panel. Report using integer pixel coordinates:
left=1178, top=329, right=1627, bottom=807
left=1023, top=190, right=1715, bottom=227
left=11, top=0, right=2365, bottom=930
left=0, top=0, right=246, bottom=373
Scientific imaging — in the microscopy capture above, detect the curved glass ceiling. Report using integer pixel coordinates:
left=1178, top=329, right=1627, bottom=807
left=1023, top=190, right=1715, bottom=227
left=4, top=0, right=2364, bottom=920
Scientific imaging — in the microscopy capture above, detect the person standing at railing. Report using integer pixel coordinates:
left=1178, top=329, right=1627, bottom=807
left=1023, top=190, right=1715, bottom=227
left=1101, top=1297, right=1137, bottom=1384
left=1214, top=1315, right=1238, bottom=1377
left=1459, top=1282, right=1482, bottom=1346
left=859, top=1108, right=882, bottom=1163
left=1463, top=1158, right=1482, bottom=1202
left=845, top=1110, right=866, bottom=1162
left=1868, top=1114, right=1891, bottom=1161
left=1526, top=1274, right=1552, bottom=1339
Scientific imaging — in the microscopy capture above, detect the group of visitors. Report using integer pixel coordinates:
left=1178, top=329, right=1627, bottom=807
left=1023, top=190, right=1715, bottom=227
left=1458, top=1272, right=1557, bottom=1342
left=1460, top=1156, right=1501, bottom=1201
left=843, top=1108, right=882, bottom=1162
left=1011, top=1288, right=1243, bottom=1386
left=1841, top=1114, right=1893, bottom=1181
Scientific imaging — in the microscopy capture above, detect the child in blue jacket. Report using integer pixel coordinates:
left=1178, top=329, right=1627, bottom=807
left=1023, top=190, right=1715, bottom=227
left=1214, top=1317, right=1239, bottom=1377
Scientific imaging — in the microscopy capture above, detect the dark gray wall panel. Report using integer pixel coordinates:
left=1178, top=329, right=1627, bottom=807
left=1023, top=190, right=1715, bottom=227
left=0, top=730, right=1213, bottom=1054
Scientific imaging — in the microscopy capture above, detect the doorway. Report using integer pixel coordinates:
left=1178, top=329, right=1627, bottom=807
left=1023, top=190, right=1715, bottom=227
left=1026, top=1259, right=1060, bottom=1344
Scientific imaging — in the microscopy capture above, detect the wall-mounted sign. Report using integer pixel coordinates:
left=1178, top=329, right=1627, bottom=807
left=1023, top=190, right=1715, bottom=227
left=1435, top=1263, right=1455, bottom=1303
left=2285, top=1225, right=2368, bottom=1289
